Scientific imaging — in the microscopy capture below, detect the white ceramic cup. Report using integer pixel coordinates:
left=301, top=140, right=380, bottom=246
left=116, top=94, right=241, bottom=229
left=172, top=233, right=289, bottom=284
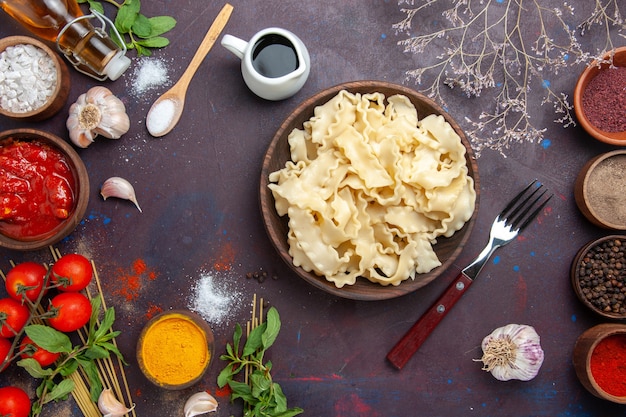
left=221, top=28, right=310, bottom=101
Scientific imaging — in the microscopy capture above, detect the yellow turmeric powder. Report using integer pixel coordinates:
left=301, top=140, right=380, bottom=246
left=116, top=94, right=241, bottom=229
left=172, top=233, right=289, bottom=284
left=140, top=313, right=210, bottom=386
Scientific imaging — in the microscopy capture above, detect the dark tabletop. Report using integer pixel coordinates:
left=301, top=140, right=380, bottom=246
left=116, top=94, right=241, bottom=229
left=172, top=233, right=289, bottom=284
left=0, top=1, right=625, bottom=416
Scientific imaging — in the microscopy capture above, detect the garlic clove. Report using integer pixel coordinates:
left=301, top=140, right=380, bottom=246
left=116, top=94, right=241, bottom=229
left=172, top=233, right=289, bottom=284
left=98, top=388, right=135, bottom=417
left=184, top=391, right=218, bottom=417
left=101, top=177, right=142, bottom=212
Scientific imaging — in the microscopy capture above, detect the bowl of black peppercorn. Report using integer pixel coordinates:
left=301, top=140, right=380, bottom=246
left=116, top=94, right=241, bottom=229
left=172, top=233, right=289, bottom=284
left=571, top=236, right=626, bottom=320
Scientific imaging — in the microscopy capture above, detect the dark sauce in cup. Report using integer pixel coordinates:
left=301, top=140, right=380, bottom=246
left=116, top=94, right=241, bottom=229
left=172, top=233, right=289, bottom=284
left=252, top=34, right=298, bottom=78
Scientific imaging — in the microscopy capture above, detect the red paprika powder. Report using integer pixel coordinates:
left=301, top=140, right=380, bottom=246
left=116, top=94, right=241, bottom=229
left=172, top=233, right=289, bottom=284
left=590, top=333, right=626, bottom=397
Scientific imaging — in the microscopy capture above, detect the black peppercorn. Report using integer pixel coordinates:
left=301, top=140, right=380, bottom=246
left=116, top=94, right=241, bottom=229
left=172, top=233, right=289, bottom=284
left=576, top=238, right=626, bottom=316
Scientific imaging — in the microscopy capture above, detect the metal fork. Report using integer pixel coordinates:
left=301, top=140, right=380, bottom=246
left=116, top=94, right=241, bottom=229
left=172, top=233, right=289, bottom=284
left=387, top=180, right=553, bottom=370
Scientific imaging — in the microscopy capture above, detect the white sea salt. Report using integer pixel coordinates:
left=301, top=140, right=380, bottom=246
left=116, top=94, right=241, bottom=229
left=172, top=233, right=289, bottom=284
left=146, top=98, right=177, bottom=136
left=0, top=44, right=57, bottom=113
left=129, top=57, right=170, bottom=97
left=188, top=271, right=242, bottom=327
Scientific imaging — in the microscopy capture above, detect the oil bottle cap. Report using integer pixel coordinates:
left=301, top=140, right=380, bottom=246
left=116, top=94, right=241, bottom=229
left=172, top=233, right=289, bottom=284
left=104, top=51, right=131, bottom=81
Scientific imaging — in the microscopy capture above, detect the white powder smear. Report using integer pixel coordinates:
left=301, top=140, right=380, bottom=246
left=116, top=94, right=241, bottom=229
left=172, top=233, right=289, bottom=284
left=188, top=270, right=242, bottom=327
left=128, top=57, right=170, bottom=97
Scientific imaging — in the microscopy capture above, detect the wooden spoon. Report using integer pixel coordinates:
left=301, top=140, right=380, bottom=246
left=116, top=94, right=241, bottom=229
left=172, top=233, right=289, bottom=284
left=146, top=3, right=233, bottom=137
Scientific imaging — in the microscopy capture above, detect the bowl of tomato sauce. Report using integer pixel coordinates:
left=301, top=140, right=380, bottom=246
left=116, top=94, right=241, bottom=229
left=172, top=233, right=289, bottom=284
left=0, top=129, right=89, bottom=251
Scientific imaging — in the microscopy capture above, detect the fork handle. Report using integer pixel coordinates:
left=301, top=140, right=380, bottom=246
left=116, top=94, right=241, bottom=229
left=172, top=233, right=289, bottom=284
left=386, top=272, right=473, bottom=370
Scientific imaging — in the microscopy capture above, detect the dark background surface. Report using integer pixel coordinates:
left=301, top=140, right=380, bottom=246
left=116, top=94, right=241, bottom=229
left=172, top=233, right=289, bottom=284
left=0, top=1, right=624, bottom=416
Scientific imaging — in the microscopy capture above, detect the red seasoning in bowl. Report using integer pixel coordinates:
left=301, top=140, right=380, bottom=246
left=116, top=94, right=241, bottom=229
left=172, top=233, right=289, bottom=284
left=0, top=138, right=76, bottom=240
left=581, top=66, right=626, bottom=133
left=590, top=333, right=626, bottom=397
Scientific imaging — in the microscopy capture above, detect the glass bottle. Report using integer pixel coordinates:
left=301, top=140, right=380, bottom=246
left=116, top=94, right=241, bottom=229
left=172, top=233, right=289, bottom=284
left=0, top=0, right=130, bottom=80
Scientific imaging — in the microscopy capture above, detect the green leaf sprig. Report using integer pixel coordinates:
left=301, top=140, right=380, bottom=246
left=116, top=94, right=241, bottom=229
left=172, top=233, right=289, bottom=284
left=78, top=0, right=177, bottom=56
left=17, top=296, right=125, bottom=417
left=218, top=307, right=303, bottom=417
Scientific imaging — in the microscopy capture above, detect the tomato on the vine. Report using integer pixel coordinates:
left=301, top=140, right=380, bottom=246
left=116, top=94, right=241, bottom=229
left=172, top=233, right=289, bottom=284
left=0, top=298, right=30, bottom=338
left=0, top=337, right=11, bottom=371
left=47, top=292, right=92, bottom=332
left=19, top=335, right=60, bottom=367
left=51, top=253, right=93, bottom=292
left=5, top=262, right=47, bottom=302
left=0, top=386, right=30, bottom=417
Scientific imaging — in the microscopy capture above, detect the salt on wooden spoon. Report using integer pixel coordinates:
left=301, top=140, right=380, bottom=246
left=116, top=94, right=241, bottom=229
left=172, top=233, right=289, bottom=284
left=146, top=3, right=233, bottom=137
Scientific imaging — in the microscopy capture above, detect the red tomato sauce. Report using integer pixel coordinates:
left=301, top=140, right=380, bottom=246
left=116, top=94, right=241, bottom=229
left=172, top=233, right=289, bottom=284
left=0, top=138, right=76, bottom=240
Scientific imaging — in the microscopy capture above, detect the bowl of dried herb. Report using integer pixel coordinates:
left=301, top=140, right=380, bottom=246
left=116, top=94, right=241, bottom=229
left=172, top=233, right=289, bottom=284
left=573, top=323, right=626, bottom=404
left=571, top=235, right=626, bottom=320
left=573, top=46, right=626, bottom=145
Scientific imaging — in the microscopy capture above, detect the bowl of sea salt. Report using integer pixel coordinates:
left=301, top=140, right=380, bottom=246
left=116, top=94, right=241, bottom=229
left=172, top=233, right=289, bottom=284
left=0, top=36, right=70, bottom=122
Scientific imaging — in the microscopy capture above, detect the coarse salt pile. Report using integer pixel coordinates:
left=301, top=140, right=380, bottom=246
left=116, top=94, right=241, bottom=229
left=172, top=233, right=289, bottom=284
left=0, top=44, right=57, bottom=113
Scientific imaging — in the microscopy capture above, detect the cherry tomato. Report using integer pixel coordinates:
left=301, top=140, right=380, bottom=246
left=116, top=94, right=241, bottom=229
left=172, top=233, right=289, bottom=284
left=0, top=298, right=30, bottom=338
left=5, top=262, right=47, bottom=302
left=51, top=253, right=93, bottom=292
left=0, top=337, right=12, bottom=371
left=47, top=292, right=92, bottom=333
left=0, top=386, right=30, bottom=417
left=19, top=335, right=60, bottom=367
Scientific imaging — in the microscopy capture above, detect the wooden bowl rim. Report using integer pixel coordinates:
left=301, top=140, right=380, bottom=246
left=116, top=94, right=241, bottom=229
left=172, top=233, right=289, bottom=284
left=259, top=80, right=480, bottom=300
left=0, top=128, right=90, bottom=251
left=136, top=310, right=214, bottom=390
left=573, top=46, right=626, bottom=145
left=0, top=36, right=69, bottom=120
left=575, top=150, right=626, bottom=230
left=573, top=323, right=626, bottom=403
left=570, top=235, right=626, bottom=320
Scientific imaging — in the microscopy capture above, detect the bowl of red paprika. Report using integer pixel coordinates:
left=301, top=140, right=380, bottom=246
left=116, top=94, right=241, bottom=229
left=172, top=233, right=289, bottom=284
left=573, top=323, right=626, bottom=404
left=0, top=129, right=89, bottom=251
left=573, top=46, right=626, bottom=146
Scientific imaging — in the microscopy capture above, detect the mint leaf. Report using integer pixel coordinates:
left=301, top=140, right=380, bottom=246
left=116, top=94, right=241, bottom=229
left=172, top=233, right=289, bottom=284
left=115, top=0, right=140, bottom=33
left=135, top=36, right=170, bottom=48
left=262, top=307, right=281, bottom=350
left=132, top=13, right=152, bottom=38
left=148, top=16, right=177, bottom=37
left=25, top=324, right=72, bottom=353
left=43, top=379, right=74, bottom=403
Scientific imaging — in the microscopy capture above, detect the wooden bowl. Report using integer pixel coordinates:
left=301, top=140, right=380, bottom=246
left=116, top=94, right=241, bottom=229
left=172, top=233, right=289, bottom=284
left=0, top=36, right=70, bottom=122
left=574, top=150, right=626, bottom=230
left=259, top=80, right=480, bottom=300
left=573, top=46, right=626, bottom=145
left=136, top=310, right=215, bottom=390
left=0, top=129, right=89, bottom=251
left=570, top=235, right=626, bottom=320
left=573, top=323, right=626, bottom=404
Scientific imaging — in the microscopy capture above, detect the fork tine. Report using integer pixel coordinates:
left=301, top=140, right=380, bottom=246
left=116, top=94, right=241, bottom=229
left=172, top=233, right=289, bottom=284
left=498, top=180, right=538, bottom=220
left=500, top=180, right=552, bottom=232
left=516, top=192, right=552, bottom=231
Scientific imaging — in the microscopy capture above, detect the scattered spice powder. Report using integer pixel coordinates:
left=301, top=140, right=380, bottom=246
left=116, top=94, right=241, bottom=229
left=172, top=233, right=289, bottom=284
left=128, top=57, right=170, bottom=97
left=582, top=66, right=626, bottom=132
left=144, top=303, right=163, bottom=320
left=188, top=270, right=242, bottom=327
left=112, top=258, right=158, bottom=301
left=585, top=154, right=626, bottom=227
left=590, top=333, right=626, bottom=397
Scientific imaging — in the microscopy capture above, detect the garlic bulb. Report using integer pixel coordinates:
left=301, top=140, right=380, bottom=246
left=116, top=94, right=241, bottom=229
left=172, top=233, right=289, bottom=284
left=101, top=177, right=142, bottom=212
left=66, top=86, right=130, bottom=148
left=98, top=388, right=135, bottom=417
left=184, top=391, right=218, bottom=417
left=477, top=323, right=544, bottom=381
